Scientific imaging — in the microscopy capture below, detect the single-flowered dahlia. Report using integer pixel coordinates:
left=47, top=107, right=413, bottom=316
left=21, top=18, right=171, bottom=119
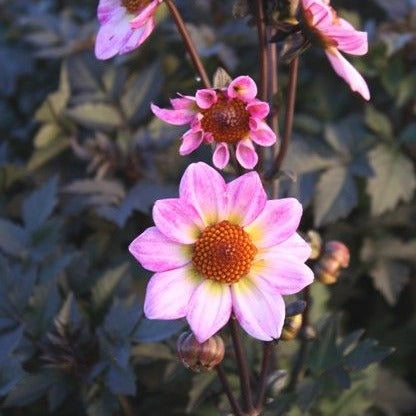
left=129, top=162, right=313, bottom=343
left=95, top=0, right=162, bottom=60
left=151, top=76, right=277, bottom=170
left=301, top=0, right=370, bottom=100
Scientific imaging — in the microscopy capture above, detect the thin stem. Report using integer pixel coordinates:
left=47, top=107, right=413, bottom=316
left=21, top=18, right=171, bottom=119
left=216, top=364, right=244, bottom=416
left=269, top=57, right=299, bottom=178
left=165, top=0, right=211, bottom=88
left=268, top=30, right=279, bottom=139
left=229, top=317, right=254, bottom=414
left=255, top=0, right=268, bottom=102
left=118, top=395, right=136, bottom=416
left=255, top=342, right=273, bottom=411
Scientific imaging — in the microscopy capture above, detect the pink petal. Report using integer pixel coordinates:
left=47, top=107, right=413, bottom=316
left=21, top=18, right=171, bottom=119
left=246, top=100, right=270, bottom=119
left=249, top=120, right=277, bottom=146
left=303, top=0, right=332, bottom=28
left=97, top=0, right=123, bottom=24
left=325, top=49, right=370, bottom=100
left=179, top=162, right=227, bottom=226
left=225, top=171, right=266, bottom=226
left=180, top=130, right=204, bottom=155
left=212, top=143, right=230, bottom=169
left=203, top=132, right=214, bottom=144
left=236, top=139, right=258, bottom=169
left=129, top=227, right=192, bottom=272
left=227, top=76, right=258, bottom=102
left=244, top=198, right=303, bottom=248
left=130, top=0, right=159, bottom=28
left=195, top=89, right=218, bottom=109
left=187, top=280, right=232, bottom=343
left=170, top=96, right=196, bottom=110
left=144, top=265, right=201, bottom=319
left=153, top=198, right=204, bottom=244
left=264, top=232, right=312, bottom=262
left=119, top=18, right=155, bottom=54
left=95, top=12, right=131, bottom=60
left=252, top=250, right=314, bottom=295
left=326, top=27, right=368, bottom=55
left=151, top=103, right=195, bottom=125
left=231, top=274, right=285, bottom=341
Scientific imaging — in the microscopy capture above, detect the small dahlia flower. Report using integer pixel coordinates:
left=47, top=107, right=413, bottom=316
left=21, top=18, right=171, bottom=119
left=95, top=0, right=162, bottom=60
left=301, top=0, right=370, bottom=100
left=151, top=76, right=277, bottom=170
left=129, top=162, right=313, bottom=343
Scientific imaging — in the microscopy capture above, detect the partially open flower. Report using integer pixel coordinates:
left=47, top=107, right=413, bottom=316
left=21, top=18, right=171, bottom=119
left=129, top=162, right=313, bottom=343
left=177, top=331, right=225, bottom=372
left=151, top=76, right=277, bottom=170
left=315, top=240, right=350, bottom=284
left=301, top=0, right=370, bottom=100
left=281, top=314, right=303, bottom=341
left=95, top=0, right=162, bottom=60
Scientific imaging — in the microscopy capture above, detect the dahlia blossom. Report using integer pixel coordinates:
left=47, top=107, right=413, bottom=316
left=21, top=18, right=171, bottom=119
left=129, top=162, right=313, bottom=343
left=151, top=76, right=277, bottom=170
left=301, top=0, right=370, bottom=100
left=95, top=0, right=162, bottom=60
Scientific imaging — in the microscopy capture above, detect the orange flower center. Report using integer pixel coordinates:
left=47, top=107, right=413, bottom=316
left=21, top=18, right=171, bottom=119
left=201, top=94, right=250, bottom=144
left=121, top=0, right=151, bottom=14
left=192, top=221, right=257, bottom=284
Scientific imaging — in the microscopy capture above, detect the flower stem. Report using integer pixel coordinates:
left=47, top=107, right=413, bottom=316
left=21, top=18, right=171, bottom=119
left=268, top=29, right=279, bottom=139
left=118, top=395, right=136, bottom=416
left=165, top=0, right=211, bottom=88
left=216, top=364, right=244, bottom=416
left=268, top=57, right=299, bottom=178
left=255, top=342, right=273, bottom=411
left=229, top=317, right=254, bottom=414
left=255, top=0, right=268, bottom=102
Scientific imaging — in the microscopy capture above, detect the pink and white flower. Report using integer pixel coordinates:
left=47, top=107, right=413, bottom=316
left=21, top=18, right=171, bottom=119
left=95, top=0, right=162, bottom=60
left=151, top=76, right=277, bottom=170
left=129, top=162, right=313, bottom=343
left=301, top=0, right=370, bottom=100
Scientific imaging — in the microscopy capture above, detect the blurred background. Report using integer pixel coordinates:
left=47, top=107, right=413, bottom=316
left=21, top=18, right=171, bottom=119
left=0, top=0, right=415, bottom=414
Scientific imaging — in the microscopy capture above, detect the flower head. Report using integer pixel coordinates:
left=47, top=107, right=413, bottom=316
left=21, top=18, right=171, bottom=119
left=151, top=76, right=277, bottom=170
left=301, top=0, right=370, bottom=100
left=95, top=0, right=162, bottom=60
left=129, top=162, right=313, bottom=343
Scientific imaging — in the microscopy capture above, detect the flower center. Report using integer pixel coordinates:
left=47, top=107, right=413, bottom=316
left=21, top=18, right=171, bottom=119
left=201, top=94, right=250, bottom=144
left=121, top=0, right=151, bottom=14
left=192, top=221, right=257, bottom=284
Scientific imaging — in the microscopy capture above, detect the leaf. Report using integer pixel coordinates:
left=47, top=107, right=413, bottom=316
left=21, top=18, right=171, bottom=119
left=106, top=364, right=136, bottom=395
left=22, top=176, right=58, bottom=232
left=0, top=321, right=23, bottom=360
left=345, top=339, right=393, bottom=370
left=66, top=103, right=122, bottom=130
left=369, top=260, right=409, bottom=306
left=296, top=378, right=321, bottom=412
left=367, top=145, right=416, bottom=216
left=134, top=319, right=185, bottom=343
left=186, top=372, right=216, bottom=413
left=0, top=357, right=24, bottom=397
left=313, top=166, right=358, bottom=226
left=339, top=329, right=365, bottom=355
left=365, top=106, right=393, bottom=138
left=0, top=219, right=28, bottom=257
left=27, top=136, right=70, bottom=171
left=64, top=179, right=125, bottom=201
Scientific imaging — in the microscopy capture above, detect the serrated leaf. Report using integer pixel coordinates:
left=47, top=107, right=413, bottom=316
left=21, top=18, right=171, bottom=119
left=314, top=166, right=357, bottom=226
left=0, top=219, right=27, bottom=257
left=345, top=339, right=393, bottom=370
left=22, top=176, right=58, bottom=232
left=134, top=319, right=185, bottom=343
left=33, top=124, right=62, bottom=148
left=365, top=106, right=393, bottom=138
left=367, top=145, right=416, bottom=215
left=66, top=103, right=122, bottom=130
left=27, top=136, right=70, bottom=171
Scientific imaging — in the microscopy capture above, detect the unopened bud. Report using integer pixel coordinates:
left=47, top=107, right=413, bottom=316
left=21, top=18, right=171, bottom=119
left=177, top=332, right=225, bottom=372
left=281, top=314, right=303, bottom=341
left=305, top=230, right=322, bottom=260
left=314, top=241, right=350, bottom=285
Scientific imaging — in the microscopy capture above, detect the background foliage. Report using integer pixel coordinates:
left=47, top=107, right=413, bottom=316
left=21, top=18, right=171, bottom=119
left=0, top=0, right=415, bottom=414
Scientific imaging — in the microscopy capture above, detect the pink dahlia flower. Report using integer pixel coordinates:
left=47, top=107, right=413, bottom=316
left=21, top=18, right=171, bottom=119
left=151, top=76, right=277, bottom=170
left=129, top=162, right=313, bottom=343
left=95, top=0, right=162, bottom=60
left=301, top=0, right=370, bottom=100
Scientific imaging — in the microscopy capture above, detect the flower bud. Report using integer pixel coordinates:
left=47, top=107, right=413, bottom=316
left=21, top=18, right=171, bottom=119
left=305, top=230, right=322, bottom=260
left=281, top=313, right=303, bottom=341
left=314, top=241, right=350, bottom=284
left=177, top=331, right=225, bottom=372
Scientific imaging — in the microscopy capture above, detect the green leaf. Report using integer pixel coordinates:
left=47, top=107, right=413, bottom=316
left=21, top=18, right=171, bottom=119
left=27, top=136, right=70, bottom=171
left=345, top=339, right=393, bottom=370
left=365, top=106, right=393, bottom=138
left=0, top=219, right=27, bottom=257
left=0, top=357, right=24, bottom=396
left=134, top=319, right=185, bottom=343
left=186, top=372, right=216, bottom=413
left=367, top=145, right=416, bottom=216
left=66, top=103, right=122, bottom=130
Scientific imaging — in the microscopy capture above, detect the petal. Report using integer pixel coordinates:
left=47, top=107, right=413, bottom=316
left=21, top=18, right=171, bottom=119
left=231, top=274, right=285, bottom=341
left=326, top=27, right=368, bottom=55
left=303, top=0, right=332, bottom=28
left=227, top=76, right=258, bottom=102
left=212, top=143, right=230, bottom=169
left=226, top=171, right=266, bottom=226
left=245, top=198, right=303, bottom=248
left=130, top=0, right=159, bottom=28
left=179, top=162, right=227, bottom=226
left=144, top=265, right=201, bottom=319
left=252, top=250, right=314, bottom=295
left=97, top=0, right=123, bottom=24
left=246, top=100, right=270, bottom=119
left=325, top=49, right=370, bottom=100
left=236, top=139, right=258, bottom=169
left=151, top=103, right=195, bottom=125
left=249, top=120, right=277, bottom=146
left=153, top=198, right=204, bottom=244
left=180, top=130, right=203, bottom=155
left=170, top=96, right=196, bottom=110
left=119, top=18, right=155, bottom=54
left=187, top=280, right=232, bottom=343
left=263, top=232, right=312, bottom=262
left=195, top=89, right=218, bottom=109
left=129, top=226, right=192, bottom=272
